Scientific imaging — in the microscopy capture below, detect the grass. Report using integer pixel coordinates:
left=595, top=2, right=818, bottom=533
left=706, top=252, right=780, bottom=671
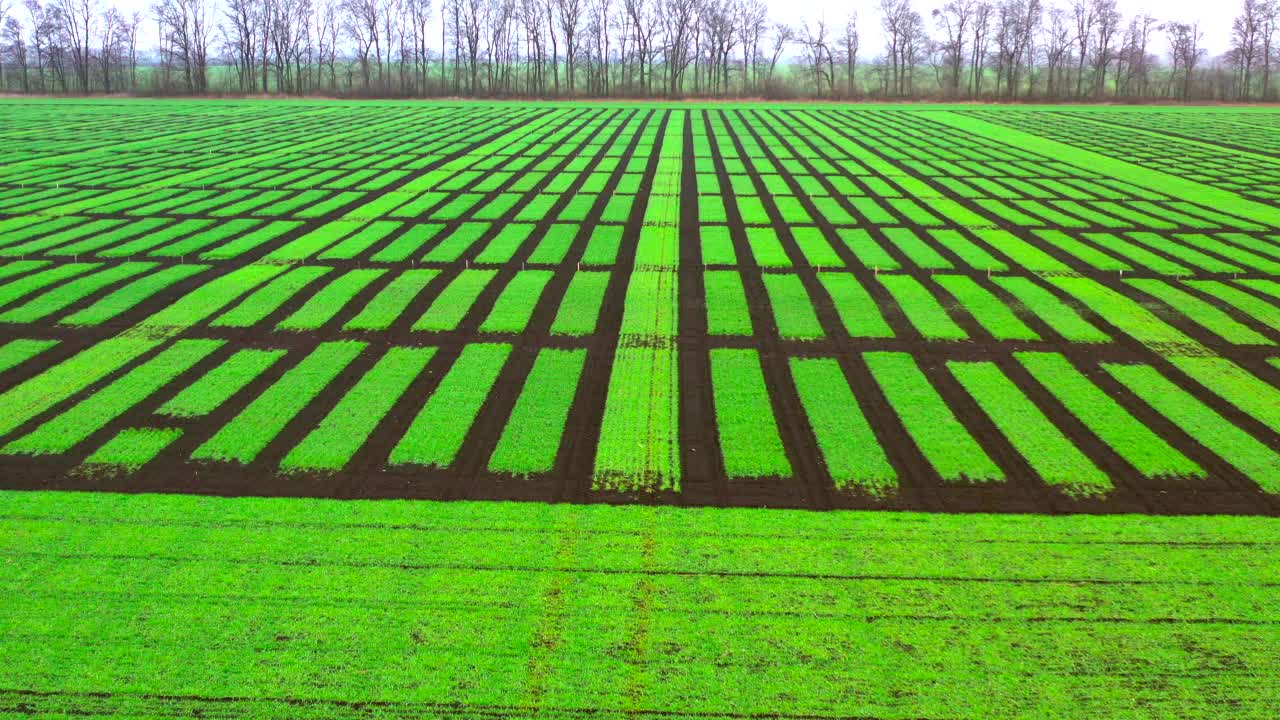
left=761, top=273, right=823, bottom=340
left=791, top=227, right=844, bottom=268
left=191, top=342, right=366, bottom=465
left=157, top=349, right=286, bottom=418
left=835, top=228, right=899, bottom=269
left=59, top=264, right=208, bottom=326
left=949, top=360, right=1112, bottom=498
left=581, top=225, right=623, bottom=266
left=475, top=223, right=536, bottom=264
left=864, top=352, right=1002, bottom=484
left=136, top=265, right=286, bottom=331
left=344, top=269, right=439, bottom=331
left=8, top=491, right=1278, bottom=718
left=879, top=274, right=967, bottom=341
left=1185, top=279, right=1280, bottom=332
left=277, top=269, right=385, bottom=331
left=81, top=427, right=182, bottom=472
left=0, top=263, right=98, bottom=308
left=1050, top=277, right=1198, bottom=350
left=412, top=269, right=495, bottom=332
left=1127, top=279, right=1272, bottom=346
left=700, top=225, right=738, bottom=265
left=488, top=349, right=587, bottom=475
left=281, top=346, right=436, bottom=472
left=0, top=103, right=1277, bottom=527
left=4, top=339, right=222, bottom=456
left=550, top=271, right=610, bottom=336
left=1106, top=362, right=1280, bottom=493
left=479, top=271, right=553, bottom=333
left=527, top=224, right=579, bottom=265
left=1017, top=352, right=1202, bottom=480
left=790, top=357, right=895, bottom=494
left=0, top=338, right=57, bottom=373
left=1169, top=356, right=1280, bottom=435
left=882, top=227, right=952, bottom=269
left=710, top=349, right=791, bottom=479
left=744, top=227, right=791, bottom=267
left=818, top=273, right=894, bottom=338
left=389, top=343, right=511, bottom=469
left=703, top=270, right=753, bottom=335
left=0, top=336, right=164, bottom=438
left=368, top=223, right=443, bottom=263
left=0, top=263, right=154, bottom=323
left=935, top=274, right=1040, bottom=341
left=990, top=276, right=1110, bottom=343
left=211, top=266, right=332, bottom=328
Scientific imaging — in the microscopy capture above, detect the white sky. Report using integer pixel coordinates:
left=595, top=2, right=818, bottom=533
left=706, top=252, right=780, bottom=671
left=100, top=0, right=1238, bottom=60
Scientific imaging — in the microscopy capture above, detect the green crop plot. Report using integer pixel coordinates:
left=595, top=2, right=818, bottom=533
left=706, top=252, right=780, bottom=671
left=0, top=100, right=1277, bottom=519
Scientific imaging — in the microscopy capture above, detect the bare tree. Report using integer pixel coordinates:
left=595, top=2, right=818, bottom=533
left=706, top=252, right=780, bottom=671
left=1, top=14, right=28, bottom=91
left=555, top=0, right=580, bottom=93
left=1088, top=0, right=1118, bottom=97
left=1042, top=4, right=1073, bottom=98
left=763, top=20, right=789, bottom=90
left=881, top=0, right=924, bottom=96
left=1163, top=20, right=1203, bottom=99
left=1070, top=0, right=1093, bottom=96
left=840, top=12, right=858, bottom=97
left=57, top=0, right=94, bottom=90
left=1231, top=0, right=1266, bottom=99
left=154, top=0, right=211, bottom=92
left=661, top=0, right=695, bottom=95
left=797, top=17, right=832, bottom=95
left=933, top=0, right=973, bottom=96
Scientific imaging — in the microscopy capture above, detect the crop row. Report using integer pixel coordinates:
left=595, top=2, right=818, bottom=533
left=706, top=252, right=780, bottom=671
left=0, top=334, right=1275, bottom=500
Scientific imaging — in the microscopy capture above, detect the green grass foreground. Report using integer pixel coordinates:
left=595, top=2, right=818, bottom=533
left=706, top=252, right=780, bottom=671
left=1, top=490, right=1278, bottom=718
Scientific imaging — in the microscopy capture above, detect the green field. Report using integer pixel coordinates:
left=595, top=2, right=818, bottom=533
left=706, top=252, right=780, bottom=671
left=2, top=490, right=1279, bottom=719
left=1, top=99, right=1279, bottom=716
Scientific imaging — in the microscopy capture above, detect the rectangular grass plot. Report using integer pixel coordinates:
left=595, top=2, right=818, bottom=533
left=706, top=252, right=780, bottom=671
left=703, top=270, right=752, bottom=336
left=191, top=341, right=366, bottom=465
left=281, top=346, right=435, bottom=472
left=878, top=275, right=967, bottom=341
left=934, top=274, right=1039, bottom=341
left=0, top=338, right=58, bottom=374
left=710, top=349, right=791, bottom=479
left=990, top=276, right=1109, bottom=344
left=480, top=271, right=553, bottom=333
left=761, top=274, right=823, bottom=340
left=865, top=352, right=1001, bottom=484
left=345, top=269, right=439, bottom=331
left=211, top=266, right=332, bottom=328
left=474, top=223, right=536, bottom=265
left=4, top=339, right=223, bottom=456
left=550, top=271, right=609, bottom=336
left=1016, top=352, right=1201, bottom=480
left=278, top=269, right=386, bottom=332
left=389, top=343, right=511, bottom=469
left=1106, top=362, right=1280, bottom=494
left=158, top=349, right=286, bottom=418
left=0, top=262, right=156, bottom=324
left=412, top=270, right=495, bottom=332
left=81, top=427, right=183, bottom=473
left=790, top=357, right=894, bottom=495
left=949, top=360, right=1112, bottom=499
left=816, top=274, right=892, bottom=338
left=488, top=349, right=587, bottom=476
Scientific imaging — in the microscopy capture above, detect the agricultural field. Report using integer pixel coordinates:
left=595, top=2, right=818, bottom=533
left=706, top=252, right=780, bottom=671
left=0, top=101, right=1278, bottom=512
left=2, top=99, right=1280, bottom=718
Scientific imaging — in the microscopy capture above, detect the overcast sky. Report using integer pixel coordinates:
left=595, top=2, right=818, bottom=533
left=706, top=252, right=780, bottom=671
left=100, top=0, right=1238, bottom=59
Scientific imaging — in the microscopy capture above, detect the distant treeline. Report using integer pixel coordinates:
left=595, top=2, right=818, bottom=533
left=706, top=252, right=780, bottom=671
left=0, top=0, right=1277, bottom=101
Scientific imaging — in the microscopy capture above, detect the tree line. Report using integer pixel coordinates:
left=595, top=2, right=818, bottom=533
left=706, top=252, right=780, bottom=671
left=0, top=0, right=1276, bottom=101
